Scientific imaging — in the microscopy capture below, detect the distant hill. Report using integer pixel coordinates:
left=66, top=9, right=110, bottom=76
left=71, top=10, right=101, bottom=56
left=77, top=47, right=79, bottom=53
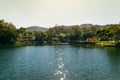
left=26, top=26, right=48, bottom=31
left=26, top=24, right=103, bottom=32
left=79, top=24, right=104, bottom=28
left=55, top=24, right=104, bottom=28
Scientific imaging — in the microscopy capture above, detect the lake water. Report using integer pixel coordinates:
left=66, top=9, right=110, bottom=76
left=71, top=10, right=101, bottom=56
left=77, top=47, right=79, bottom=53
left=0, top=45, right=120, bottom=80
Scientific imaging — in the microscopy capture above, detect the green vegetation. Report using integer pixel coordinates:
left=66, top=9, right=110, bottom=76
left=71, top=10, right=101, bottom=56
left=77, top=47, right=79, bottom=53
left=96, top=41, right=116, bottom=47
left=0, top=19, right=17, bottom=44
left=1, top=19, right=120, bottom=47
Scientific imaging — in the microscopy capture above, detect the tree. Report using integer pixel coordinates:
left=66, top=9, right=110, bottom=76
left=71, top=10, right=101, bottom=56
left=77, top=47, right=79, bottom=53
left=69, top=26, right=81, bottom=42
left=0, top=19, right=17, bottom=44
left=34, top=31, right=48, bottom=43
left=96, top=27, right=109, bottom=41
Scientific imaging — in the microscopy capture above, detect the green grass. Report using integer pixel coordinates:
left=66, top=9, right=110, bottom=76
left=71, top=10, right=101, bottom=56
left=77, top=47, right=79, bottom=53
left=96, top=41, right=116, bottom=47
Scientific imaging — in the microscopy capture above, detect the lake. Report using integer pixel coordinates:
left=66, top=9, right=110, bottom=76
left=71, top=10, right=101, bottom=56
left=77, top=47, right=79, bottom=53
left=0, top=45, right=120, bottom=80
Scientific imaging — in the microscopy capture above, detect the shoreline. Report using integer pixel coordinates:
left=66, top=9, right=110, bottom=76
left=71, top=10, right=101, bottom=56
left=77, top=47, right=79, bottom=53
left=0, top=41, right=120, bottom=48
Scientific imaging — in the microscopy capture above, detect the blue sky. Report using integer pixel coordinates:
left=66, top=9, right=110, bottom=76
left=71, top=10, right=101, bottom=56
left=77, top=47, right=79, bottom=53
left=0, top=0, right=120, bottom=28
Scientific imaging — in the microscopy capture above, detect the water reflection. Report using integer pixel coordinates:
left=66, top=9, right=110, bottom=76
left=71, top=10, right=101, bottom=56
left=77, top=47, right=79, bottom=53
left=0, top=45, right=120, bottom=80
left=105, top=47, right=120, bottom=79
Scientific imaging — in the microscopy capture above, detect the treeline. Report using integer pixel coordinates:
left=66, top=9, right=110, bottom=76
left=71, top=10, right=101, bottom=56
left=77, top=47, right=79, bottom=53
left=0, top=19, right=120, bottom=45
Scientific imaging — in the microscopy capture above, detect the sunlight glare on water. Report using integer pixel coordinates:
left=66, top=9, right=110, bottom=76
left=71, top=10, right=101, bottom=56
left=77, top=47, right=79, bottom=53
left=54, top=48, right=68, bottom=80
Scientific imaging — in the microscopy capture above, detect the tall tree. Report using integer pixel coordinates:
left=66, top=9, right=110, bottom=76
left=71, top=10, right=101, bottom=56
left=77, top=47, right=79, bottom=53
left=0, top=19, right=17, bottom=44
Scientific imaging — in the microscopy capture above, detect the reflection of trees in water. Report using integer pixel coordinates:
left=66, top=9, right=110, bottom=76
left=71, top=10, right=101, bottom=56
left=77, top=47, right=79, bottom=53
left=70, top=44, right=98, bottom=49
left=106, top=47, right=120, bottom=77
left=106, top=47, right=120, bottom=60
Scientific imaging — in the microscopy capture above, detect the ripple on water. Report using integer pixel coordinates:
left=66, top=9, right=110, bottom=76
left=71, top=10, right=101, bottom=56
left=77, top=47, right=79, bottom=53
left=0, top=46, right=120, bottom=80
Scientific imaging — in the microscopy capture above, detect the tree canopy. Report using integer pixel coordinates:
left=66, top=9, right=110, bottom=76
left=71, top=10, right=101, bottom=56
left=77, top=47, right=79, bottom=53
left=0, top=19, right=17, bottom=44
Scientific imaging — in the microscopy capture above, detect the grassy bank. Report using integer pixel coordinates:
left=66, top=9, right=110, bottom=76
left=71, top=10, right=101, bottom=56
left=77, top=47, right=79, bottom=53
left=96, top=41, right=116, bottom=47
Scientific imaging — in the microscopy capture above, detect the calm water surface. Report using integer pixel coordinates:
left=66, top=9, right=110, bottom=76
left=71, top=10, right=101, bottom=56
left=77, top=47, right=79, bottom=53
left=0, top=45, right=120, bottom=80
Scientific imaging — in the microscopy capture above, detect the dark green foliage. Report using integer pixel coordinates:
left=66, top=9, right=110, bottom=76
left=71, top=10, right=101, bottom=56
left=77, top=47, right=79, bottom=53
left=81, top=32, right=93, bottom=40
left=34, top=31, right=48, bottom=43
left=0, top=19, right=17, bottom=44
left=46, top=25, right=97, bottom=43
left=96, top=24, right=120, bottom=41
left=17, top=27, right=26, bottom=34
left=69, top=26, right=81, bottom=42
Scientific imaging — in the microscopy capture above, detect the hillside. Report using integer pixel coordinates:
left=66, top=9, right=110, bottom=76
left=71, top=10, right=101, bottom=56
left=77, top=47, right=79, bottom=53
left=26, top=26, right=48, bottom=31
left=26, top=24, right=104, bottom=32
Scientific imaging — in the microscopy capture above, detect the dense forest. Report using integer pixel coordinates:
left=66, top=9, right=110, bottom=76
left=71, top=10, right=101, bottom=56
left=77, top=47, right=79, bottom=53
left=0, top=19, right=120, bottom=47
